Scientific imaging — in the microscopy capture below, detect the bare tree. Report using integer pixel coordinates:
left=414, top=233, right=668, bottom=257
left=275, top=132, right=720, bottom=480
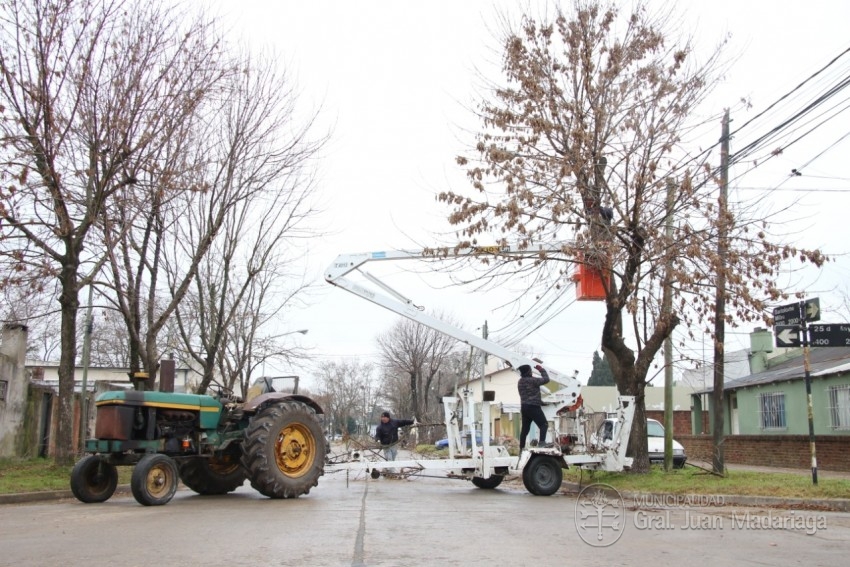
left=438, top=1, right=825, bottom=471
left=376, top=315, right=464, bottom=424
left=314, top=360, right=376, bottom=437
left=212, top=273, right=312, bottom=399
left=838, top=286, right=850, bottom=321
left=174, top=49, right=324, bottom=393
left=0, top=281, right=61, bottom=360
left=86, top=302, right=130, bottom=369
left=85, top=292, right=184, bottom=370
left=98, top=41, right=325, bottom=389
left=0, top=0, right=226, bottom=463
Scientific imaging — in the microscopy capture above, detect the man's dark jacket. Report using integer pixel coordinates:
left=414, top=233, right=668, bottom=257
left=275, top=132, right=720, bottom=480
left=517, top=367, right=550, bottom=406
left=374, top=418, right=414, bottom=446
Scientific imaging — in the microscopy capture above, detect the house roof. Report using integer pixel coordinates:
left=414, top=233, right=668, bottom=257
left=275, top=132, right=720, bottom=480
left=697, top=346, right=850, bottom=393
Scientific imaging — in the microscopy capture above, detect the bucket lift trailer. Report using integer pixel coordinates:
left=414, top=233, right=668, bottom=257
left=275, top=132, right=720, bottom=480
left=324, top=245, right=635, bottom=495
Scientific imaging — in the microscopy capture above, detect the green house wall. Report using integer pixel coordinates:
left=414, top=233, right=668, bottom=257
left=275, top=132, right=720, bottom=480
left=697, top=373, right=850, bottom=436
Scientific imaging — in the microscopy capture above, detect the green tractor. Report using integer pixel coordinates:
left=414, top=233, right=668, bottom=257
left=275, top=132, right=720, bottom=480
left=70, top=374, right=326, bottom=506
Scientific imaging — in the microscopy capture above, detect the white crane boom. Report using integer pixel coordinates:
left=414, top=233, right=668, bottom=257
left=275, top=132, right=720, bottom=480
left=323, top=243, right=636, bottom=485
left=324, top=243, right=581, bottom=408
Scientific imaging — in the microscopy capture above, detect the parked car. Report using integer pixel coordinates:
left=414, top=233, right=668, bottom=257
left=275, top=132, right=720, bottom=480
left=594, top=417, right=687, bottom=469
left=646, top=419, right=687, bottom=468
left=435, top=430, right=489, bottom=449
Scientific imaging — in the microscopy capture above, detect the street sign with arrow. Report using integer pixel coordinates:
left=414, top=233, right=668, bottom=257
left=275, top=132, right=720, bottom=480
left=804, top=298, right=820, bottom=322
left=773, top=298, right=822, bottom=348
left=775, top=325, right=801, bottom=347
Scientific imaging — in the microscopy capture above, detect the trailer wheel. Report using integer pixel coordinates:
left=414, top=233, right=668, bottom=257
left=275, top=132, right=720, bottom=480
left=471, top=475, right=503, bottom=489
left=70, top=455, right=118, bottom=503
left=521, top=461, right=539, bottom=495
left=242, top=401, right=326, bottom=498
left=178, top=454, right=247, bottom=495
left=131, top=454, right=179, bottom=506
left=522, top=455, right=563, bottom=496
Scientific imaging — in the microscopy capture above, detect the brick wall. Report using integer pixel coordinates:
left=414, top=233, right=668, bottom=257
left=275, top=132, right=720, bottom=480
left=645, top=410, right=704, bottom=435
left=680, top=434, right=850, bottom=472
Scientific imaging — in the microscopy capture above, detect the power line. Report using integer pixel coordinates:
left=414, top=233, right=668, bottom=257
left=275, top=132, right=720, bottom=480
left=681, top=46, right=850, bottom=195
left=791, top=129, right=850, bottom=174
left=730, top=75, right=850, bottom=166
left=729, top=46, right=850, bottom=140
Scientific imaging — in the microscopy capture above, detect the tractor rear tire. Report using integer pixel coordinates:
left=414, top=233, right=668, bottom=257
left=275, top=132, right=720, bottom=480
left=471, top=475, right=504, bottom=489
left=131, top=454, right=179, bottom=506
left=522, top=455, right=563, bottom=496
left=242, top=400, right=326, bottom=499
left=178, top=455, right=247, bottom=495
left=70, top=455, right=118, bottom=503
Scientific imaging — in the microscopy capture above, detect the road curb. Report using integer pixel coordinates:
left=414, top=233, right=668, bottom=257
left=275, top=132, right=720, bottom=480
left=0, top=485, right=131, bottom=505
left=3, top=482, right=849, bottom=512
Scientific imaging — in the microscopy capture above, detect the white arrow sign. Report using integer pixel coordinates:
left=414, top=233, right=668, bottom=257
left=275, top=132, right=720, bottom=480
left=776, top=327, right=798, bottom=346
left=806, top=299, right=820, bottom=321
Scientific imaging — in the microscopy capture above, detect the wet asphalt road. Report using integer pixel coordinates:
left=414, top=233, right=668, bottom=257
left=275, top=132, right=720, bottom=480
left=0, top=471, right=848, bottom=567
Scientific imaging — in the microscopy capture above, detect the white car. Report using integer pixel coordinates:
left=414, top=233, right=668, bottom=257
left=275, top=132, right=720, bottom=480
left=595, top=417, right=687, bottom=469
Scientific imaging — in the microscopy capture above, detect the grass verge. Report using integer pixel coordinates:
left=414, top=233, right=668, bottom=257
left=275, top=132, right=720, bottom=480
left=0, top=458, right=132, bottom=494
left=2, top=457, right=848, bottom=501
left=564, top=465, right=850, bottom=500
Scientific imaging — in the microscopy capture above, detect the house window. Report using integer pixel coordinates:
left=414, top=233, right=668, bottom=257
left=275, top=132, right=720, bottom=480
left=758, top=392, right=786, bottom=430
left=0, top=379, right=7, bottom=401
left=828, top=384, right=850, bottom=430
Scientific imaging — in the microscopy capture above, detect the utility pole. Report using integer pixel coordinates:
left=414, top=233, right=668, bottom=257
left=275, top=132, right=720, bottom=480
left=480, top=321, right=488, bottom=434
left=479, top=321, right=488, bottom=399
left=663, top=178, right=675, bottom=472
left=712, top=109, right=730, bottom=475
left=363, top=384, right=369, bottom=436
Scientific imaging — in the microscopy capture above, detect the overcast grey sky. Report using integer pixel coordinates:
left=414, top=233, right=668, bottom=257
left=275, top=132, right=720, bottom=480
left=206, top=0, right=850, bottom=388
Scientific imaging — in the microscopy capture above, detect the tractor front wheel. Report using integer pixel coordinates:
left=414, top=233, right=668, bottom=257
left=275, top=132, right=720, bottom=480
left=70, top=455, right=118, bottom=503
left=131, top=454, right=179, bottom=506
left=241, top=401, right=326, bottom=498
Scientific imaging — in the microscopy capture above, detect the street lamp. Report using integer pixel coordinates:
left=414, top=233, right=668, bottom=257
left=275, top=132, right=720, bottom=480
left=262, top=329, right=309, bottom=376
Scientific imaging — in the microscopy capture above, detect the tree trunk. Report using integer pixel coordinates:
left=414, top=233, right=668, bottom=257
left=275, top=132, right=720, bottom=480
left=622, top=377, right=649, bottom=473
left=602, top=302, right=651, bottom=473
left=56, top=265, right=80, bottom=465
left=410, top=371, right=419, bottom=421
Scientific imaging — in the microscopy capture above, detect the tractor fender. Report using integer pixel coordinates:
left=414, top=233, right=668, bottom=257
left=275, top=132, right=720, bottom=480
left=243, top=393, right=324, bottom=415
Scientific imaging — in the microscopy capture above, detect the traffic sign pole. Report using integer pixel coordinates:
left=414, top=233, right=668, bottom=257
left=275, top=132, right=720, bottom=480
left=801, top=303, right=818, bottom=486
left=772, top=297, right=828, bottom=485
